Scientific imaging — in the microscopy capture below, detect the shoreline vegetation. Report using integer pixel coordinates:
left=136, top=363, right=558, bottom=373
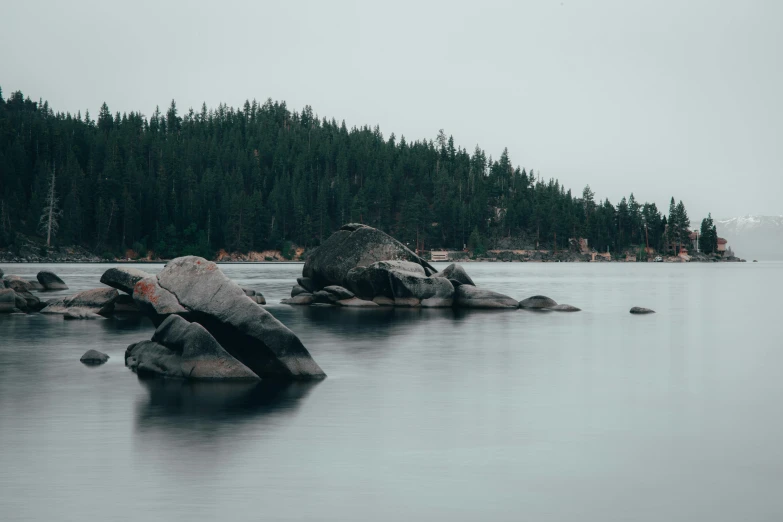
left=0, top=88, right=737, bottom=264
left=0, top=233, right=744, bottom=264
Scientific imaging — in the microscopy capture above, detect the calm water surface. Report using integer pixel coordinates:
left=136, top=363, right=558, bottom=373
left=1, top=261, right=782, bottom=521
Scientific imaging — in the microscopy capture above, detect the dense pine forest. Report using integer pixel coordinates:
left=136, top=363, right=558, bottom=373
left=0, top=87, right=706, bottom=259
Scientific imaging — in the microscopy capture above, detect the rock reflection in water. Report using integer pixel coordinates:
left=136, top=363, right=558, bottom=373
left=134, top=377, right=319, bottom=437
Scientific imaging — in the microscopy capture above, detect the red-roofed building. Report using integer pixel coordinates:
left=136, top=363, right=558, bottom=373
left=717, top=237, right=728, bottom=253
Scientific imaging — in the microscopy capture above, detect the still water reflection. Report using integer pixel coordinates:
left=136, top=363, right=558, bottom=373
left=1, top=261, right=782, bottom=521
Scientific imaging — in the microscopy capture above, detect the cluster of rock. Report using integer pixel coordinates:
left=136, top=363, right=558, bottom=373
left=282, top=223, right=581, bottom=311
left=119, top=257, right=324, bottom=381
left=0, top=270, right=70, bottom=313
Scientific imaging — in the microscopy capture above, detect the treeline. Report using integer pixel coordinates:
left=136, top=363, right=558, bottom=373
left=0, top=87, right=704, bottom=258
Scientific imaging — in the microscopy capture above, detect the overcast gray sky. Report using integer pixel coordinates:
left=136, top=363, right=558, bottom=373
left=2, top=0, right=781, bottom=221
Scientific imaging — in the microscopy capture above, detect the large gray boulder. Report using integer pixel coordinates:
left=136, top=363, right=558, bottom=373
left=454, top=286, right=519, bottom=309
left=520, top=295, right=558, bottom=309
left=132, top=276, right=188, bottom=325
left=126, top=315, right=259, bottom=380
left=101, top=267, right=151, bottom=295
left=431, top=263, right=475, bottom=286
left=302, top=223, right=435, bottom=289
left=136, top=256, right=325, bottom=380
left=37, top=270, right=68, bottom=290
left=40, top=288, right=119, bottom=316
left=346, top=260, right=454, bottom=306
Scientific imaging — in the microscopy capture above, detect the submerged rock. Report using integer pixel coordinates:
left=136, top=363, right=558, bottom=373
left=372, top=296, right=395, bottom=306
left=454, top=286, right=518, bottom=309
left=64, top=308, right=105, bottom=320
left=519, top=295, right=558, bottom=309
left=80, top=349, right=110, bottom=365
left=37, top=270, right=68, bottom=290
left=101, top=267, right=152, bottom=295
left=40, top=288, right=119, bottom=316
left=0, top=288, right=17, bottom=313
left=431, top=263, right=475, bottom=286
left=144, top=256, right=325, bottom=380
left=302, top=223, right=435, bottom=289
left=630, top=307, right=655, bottom=314
left=337, top=297, right=379, bottom=307
left=281, top=294, right=314, bottom=306
left=126, top=315, right=259, bottom=380
left=27, top=280, right=44, bottom=291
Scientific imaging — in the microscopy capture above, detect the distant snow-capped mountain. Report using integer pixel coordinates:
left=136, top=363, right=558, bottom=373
left=716, top=215, right=783, bottom=260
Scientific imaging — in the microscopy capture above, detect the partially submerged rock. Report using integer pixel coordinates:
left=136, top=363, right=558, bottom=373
left=454, top=286, right=518, bottom=309
left=101, top=267, right=152, bottom=295
left=242, top=288, right=266, bottom=305
left=114, top=294, right=141, bottom=313
left=630, top=307, right=655, bottom=314
left=296, top=277, right=317, bottom=293
left=346, top=260, right=454, bottom=307
left=37, top=270, right=68, bottom=290
left=126, top=315, right=259, bottom=380
left=302, top=223, right=435, bottom=289
left=549, top=304, right=581, bottom=312
left=291, top=284, right=308, bottom=297
left=519, top=295, right=558, bottom=309
left=27, top=280, right=44, bottom=291
left=134, top=256, right=325, bottom=380
left=80, top=349, right=110, bottom=365
left=431, top=263, right=475, bottom=286
left=40, top=288, right=119, bottom=316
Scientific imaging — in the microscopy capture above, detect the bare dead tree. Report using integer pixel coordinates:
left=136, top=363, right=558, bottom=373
left=38, top=164, right=61, bottom=247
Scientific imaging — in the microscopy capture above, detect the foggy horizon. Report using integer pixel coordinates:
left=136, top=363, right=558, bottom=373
left=2, top=0, right=782, bottom=221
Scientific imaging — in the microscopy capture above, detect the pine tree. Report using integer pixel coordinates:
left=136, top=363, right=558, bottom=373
left=38, top=164, right=61, bottom=247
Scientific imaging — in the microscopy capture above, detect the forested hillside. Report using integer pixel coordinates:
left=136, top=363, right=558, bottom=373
left=0, top=87, right=696, bottom=258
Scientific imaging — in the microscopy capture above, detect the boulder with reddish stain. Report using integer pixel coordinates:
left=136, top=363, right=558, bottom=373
left=130, top=256, right=325, bottom=380
left=132, top=276, right=188, bottom=325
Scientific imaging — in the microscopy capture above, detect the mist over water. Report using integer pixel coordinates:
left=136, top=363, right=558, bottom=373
left=1, top=262, right=782, bottom=521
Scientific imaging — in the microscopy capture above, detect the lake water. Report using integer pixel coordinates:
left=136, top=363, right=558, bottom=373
left=1, top=261, right=782, bottom=521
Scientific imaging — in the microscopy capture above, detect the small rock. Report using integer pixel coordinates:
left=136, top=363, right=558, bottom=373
left=80, top=349, right=109, bottom=365
left=37, top=270, right=68, bottom=290
left=4, top=276, right=32, bottom=293
left=630, top=307, right=655, bottom=314
left=372, top=296, right=395, bottom=306
left=312, top=290, right=340, bottom=304
left=291, top=284, right=308, bottom=297
left=0, top=288, right=17, bottom=313
left=455, top=286, right=518, bottom=309
left=520, top=295, right=558, bottom=309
